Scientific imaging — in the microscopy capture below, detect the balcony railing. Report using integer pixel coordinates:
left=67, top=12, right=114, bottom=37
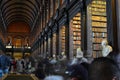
left=5, top=45, right=31, bottom=53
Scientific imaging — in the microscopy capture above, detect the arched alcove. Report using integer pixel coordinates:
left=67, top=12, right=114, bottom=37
left=7, top=21, right=30, bottom=33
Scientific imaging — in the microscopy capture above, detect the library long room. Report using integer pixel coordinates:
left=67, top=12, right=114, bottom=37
left=0, top=0, right=119, bottom=80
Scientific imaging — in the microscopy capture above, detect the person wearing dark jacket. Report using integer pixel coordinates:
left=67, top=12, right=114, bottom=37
left=89, top=57, right=120, bottom=80
left=0, top=50, right=10, bottom=79
left=66, top=63, right=88, bottom=80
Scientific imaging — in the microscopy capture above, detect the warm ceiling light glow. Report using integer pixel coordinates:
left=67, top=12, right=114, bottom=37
left=28, top=46, right=31, bottom=49
left=6, top=45, right=12, bottom=48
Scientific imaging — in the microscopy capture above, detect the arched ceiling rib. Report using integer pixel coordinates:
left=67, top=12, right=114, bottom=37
left=5, top=14, right=33, bottom=25
left=3, top=7, right=35, bottom=19
left=0, top=0, right=40, bottom=31
left=4, top=11, right=34, bottom=22
left=6, top=15, right=32, bottom=26
left=7, top=18, right=32, bottom=27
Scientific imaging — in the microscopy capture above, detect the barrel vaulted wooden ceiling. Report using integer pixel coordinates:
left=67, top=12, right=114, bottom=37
left=0, top=0, right=47, bottom=32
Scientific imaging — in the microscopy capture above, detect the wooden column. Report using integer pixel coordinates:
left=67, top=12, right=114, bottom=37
left=65, top=12, right=70, bottom=59
left=43, top=39, right=45, bottom=56
left=47, top=36, right=51, bottom=57
left=56, top=24, right=60, bottom=56
left=106, top=0, right=118, bottom=51
left=41, top=38, right=44, bottom=57
left=44, top=37, right=47, bottom=57
left=116, top=0, right=120, bottom=52
left=46, top=34, right=48, bottom=54
left=40, top=39, right=42, bottom=56
left=58, top=26, right=61, bottom=56
left=69, top=20, right=73, bottom=59
left=50, top=30, right=53, bottom=57
left=39, top=39, right=41, bottom=55
left=81, top=0, right=87, bottom=56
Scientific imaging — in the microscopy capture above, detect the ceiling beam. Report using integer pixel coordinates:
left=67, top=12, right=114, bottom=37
left=0, top=9, right=7, bottom=31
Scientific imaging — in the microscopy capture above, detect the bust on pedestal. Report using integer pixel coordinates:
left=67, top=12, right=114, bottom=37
left=61, top=52, right=66, bottom=60
left=70, top=47, right=88, bottom=65
left=76, top=47, right=83, bottom=58
left=101, top=39, right=113, bottom=57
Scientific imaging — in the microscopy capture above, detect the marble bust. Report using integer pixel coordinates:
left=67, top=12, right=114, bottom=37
left=101, top=39, right=113, bottom=57
left=70, top=47, right=88, bottom=65
left=61, top=51, right=66, bottom=59
left=76, top=47, right=83, bottom=58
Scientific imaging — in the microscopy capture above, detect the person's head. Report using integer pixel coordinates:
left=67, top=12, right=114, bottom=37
left=44, top=75, right=64, bottom=80
left=89, top=57, right=120, bottom=80
left=66, top=63, right=88, bottom=80
left=0, top=50, right=3, bottom=55
left=115, top=53, right=120, bottom=69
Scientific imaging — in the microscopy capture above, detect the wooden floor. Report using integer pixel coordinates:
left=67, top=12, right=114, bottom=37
left=2, top=74, right=39, bottom=80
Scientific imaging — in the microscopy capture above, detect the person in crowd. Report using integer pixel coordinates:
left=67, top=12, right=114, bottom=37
left=108, top=51, right=120, bottom=69
left=6, top=54, right=12, bottom=72
left=115, top=53, right=120, bottom=69
left=89, top=57, right=120, bottom=80
left=16, top=58, right=25, bottom=73
left=70, top=47, right=88, bottom=65
left=104, top=51, right=120, bottom=69
left=24, top=54, right=35, bottom=73
left=34, top=59, right=45, bottom=79
left=42, top=56, right=50, bottom=75
left=107, top=51, right=116, bottom=59
left=25, top=58, right=32, bottom=73
left=107, top=51, right=120, bottom=63
left=49, top=54, right=57, bottom=64
left=101, top=39, right=113, bottom=57
left=0, top=50, right=10, bottom=79
left=65, top=62, right=88, bottom=80
left=49, top=54, right=58, bottom=74
left=21, top=58, right=25, bottom=72
left=44, top=75, right=64, bottom=80
left=10, top=58, right=17, bottom=73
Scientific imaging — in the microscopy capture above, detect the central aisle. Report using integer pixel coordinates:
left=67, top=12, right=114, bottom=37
left=3, top=74, right=39, bottom=80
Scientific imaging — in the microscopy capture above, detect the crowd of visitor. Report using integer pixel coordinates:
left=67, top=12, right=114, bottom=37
left=0, top=39, right=120, bottom=80
left=40, top=39, right=120, bottom=80
left=0, top=51, right=35, bottom=79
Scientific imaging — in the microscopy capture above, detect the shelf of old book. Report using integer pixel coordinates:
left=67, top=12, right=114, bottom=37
left=70, top=13, right=81, bottom=54
left=61, top=26, right=66, bottom=52
left=90, top=0, right=108, bottom=58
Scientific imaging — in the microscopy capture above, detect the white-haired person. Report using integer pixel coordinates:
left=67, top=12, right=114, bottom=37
left=44, top=75, right=64, bottom=80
